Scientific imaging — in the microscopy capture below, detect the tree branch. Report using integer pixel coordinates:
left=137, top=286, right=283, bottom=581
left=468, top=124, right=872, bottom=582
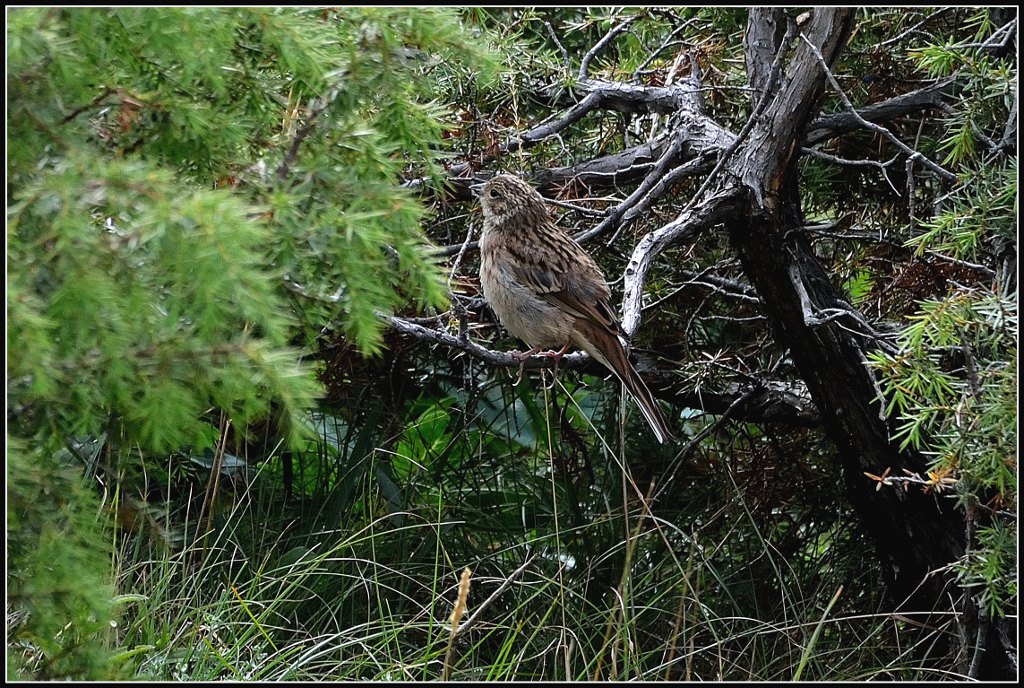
left=386, top=313, right=591, bottom=371
left=805, top=78, right=960, bottom=146
left=384, top=314, right=820, bottom=427
left=800, top=34, right=958, bottom=183
left=579, top=14, right=641, bottom=81
left=620, top=192, right=736, bottom=337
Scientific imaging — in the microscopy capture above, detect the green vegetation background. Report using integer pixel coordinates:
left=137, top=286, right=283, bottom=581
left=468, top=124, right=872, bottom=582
left=6, top=7, right=1015, bottom=680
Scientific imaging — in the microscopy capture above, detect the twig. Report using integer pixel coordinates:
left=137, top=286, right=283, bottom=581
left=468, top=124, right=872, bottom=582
left=453, top=554, right=537, bottom=640
left=597, top=136, right=682, bottom=243
left=799, top=34, right=958, bottom=183
left=447, top=221, right=479, bottom=341
left=386, top=312, right=591, bottom=371
left=579, top=14, right=641, bottom=81
left=673, top=269, right=760, bottom=305
left=878, top=7, right=953, bottom=47
left=578, top=150, right=719, bottom=246
left=60, top=87, right=115, bottom=124
left=447, top=220, right=478, bottom=286
left=545, top=197, right=607, bottom=217
left=923, top=251, right=997, bottom=278
left=505, top=90, right=605, bottom=156
left=802, top=148, right=901, bottom=195
left=632, top=19, right=697, bottom=80
left=955, top=17, right=1018, bottom=52
left=276, top=80, right=347, bottom=182
left=544, top=21, right=572, bottom=75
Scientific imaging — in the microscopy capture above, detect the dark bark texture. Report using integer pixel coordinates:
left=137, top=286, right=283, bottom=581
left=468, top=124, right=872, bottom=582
left=723, top=8, right=1014, bottom=679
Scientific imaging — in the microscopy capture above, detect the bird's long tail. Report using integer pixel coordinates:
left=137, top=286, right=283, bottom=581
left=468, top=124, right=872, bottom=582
left=575, top=324, right=674, bottom=444
left=614, top=361, right=674, bottom=444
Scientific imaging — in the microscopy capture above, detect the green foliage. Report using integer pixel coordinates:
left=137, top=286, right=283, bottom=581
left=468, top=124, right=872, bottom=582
left=7, top=440, right=123, bottom=680
left=869, top=289, right=1017, bottom=619
left=7, top=6, right=497, bottom=679
left=906, top=159, right=1016, bottom=261
left=8, top=155, right=317, bottom=452
left=8, top=7, right=496, bottom=364
left=909, top=13, right=1014, bottom=168
left=6, top=6, right=1017, bottom=681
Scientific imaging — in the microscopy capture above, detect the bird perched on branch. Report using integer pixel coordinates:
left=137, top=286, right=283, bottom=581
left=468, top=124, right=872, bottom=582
left=475, top=173, right=673, bottom=444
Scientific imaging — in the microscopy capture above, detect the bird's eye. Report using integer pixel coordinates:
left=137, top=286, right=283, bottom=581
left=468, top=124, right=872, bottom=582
left=488, top=188, right=499, bottom=198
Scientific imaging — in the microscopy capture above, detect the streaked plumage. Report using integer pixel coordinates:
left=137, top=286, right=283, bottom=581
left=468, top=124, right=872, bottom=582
left=477, top=174, right=673, bottom=444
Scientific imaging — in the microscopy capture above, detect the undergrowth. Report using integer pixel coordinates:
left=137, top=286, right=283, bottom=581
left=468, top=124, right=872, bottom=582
left=101, top=373, right=966, bottom=681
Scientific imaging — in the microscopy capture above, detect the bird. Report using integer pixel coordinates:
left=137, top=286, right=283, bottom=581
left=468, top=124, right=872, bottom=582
left=475, top=173, right=673, bottom=444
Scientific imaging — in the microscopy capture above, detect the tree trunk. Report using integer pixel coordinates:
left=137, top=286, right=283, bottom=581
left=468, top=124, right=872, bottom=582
left=724, top=7, right=1015, bottom=679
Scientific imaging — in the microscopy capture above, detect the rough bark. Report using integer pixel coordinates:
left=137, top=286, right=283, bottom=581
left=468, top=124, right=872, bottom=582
left=723, top=8, right=1014, bottom=679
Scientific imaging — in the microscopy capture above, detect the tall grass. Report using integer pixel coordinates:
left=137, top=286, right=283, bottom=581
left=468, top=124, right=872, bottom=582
left=105, top=374, right=967, bottom=680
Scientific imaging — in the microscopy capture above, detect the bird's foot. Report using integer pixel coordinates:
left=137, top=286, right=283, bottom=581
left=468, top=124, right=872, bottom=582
left=544, top=342, right=571, bottom=381
left=509, top=346, right=542, bottom=386
left=508, top=344, right=571, bottom=385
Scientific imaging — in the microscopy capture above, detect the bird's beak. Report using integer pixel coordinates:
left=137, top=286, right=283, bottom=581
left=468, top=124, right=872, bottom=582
left=469, top=182, right=485, bottom=198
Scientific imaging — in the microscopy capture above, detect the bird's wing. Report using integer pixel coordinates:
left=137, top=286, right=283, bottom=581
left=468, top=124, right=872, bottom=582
left=504, top=225, right=623, bottom=335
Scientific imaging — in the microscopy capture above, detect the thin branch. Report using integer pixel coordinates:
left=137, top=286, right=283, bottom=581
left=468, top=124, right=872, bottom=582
left=961, top=17, right=1018, bottom=52
left=799, top=34, right=958, bottom=183
left=453, top=554, right=537, bottom=639
left=60, top=87, right=115, bottom=124
left=878, top=7, right=953, bottom=47
left=595, top=136, right=682, bottom=242
left=802, top=148, right=902, bottom=195
left=923, top=251, right=997, bottom=278
left=386, top=313, right=591, bottom=371
left=275, top=82, right=346, bottom=182
left=620, top=192, right=735, bottom=337
left=676, top=269, right=760, bottom=304
left=806, top=78, right=959, bottom=146
left=505, top=90, right=605, bottom=156
left=544, top=21, right=571, bottom=74
left=582, top=151, right=717, bottom=245
left=632, top=19, right=697, bottom=80
left=803, top=147, right=900, bottom=170
left=579, top=14, right=641, bottom=81
left=446, top=220, right=480, bottom=341
left=545, top=197, right=607, bottom=217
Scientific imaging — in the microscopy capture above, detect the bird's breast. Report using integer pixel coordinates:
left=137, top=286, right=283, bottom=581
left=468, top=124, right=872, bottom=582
left=479, top=236, right=575, bottom=349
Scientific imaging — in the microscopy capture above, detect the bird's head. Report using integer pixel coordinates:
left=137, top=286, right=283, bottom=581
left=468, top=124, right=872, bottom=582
left=477, top=174, right=549, bottom=230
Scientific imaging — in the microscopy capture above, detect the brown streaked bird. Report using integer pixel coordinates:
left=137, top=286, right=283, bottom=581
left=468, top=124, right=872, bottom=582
left=476, top=173, right=673, bottom=444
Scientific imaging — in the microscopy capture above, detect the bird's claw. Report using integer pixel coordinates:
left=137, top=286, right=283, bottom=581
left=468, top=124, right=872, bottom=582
left=508, top=344, right=571, bottom=386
